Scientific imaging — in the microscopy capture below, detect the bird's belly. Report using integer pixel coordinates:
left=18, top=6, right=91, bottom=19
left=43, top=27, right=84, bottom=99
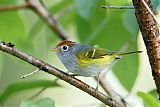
left=70, top=64, right=103, bottom=77
left=59, top=55, right=111, bottom=77
left=63, top=61, right=100, bottom=77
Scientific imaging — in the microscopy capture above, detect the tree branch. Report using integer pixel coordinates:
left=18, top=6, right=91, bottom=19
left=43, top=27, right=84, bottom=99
left=101, top=6, right=135, bottom=9
left=0, top=0, right=68, bottom=40
left=132, top=0, right=160, bottom=99
left=0, top=2, right=30, bottom=11
left=0, top=41, right=121, bottom=107
left=27, top=0, right=68, bottom=40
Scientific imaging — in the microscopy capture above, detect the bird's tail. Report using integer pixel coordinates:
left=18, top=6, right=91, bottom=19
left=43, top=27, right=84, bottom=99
left=117, top=51, right=142, bottom=56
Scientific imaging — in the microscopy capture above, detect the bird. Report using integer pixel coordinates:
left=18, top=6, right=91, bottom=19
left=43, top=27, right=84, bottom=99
left=51, top=40, right=142, bottom=91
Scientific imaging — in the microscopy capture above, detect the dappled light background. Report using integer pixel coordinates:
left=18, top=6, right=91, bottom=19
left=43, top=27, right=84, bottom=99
left=0, top=0, right=160, bottom=107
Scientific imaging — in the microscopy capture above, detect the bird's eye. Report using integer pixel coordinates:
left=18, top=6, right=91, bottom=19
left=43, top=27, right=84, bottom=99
left=61, top=45, right=69, bottom=51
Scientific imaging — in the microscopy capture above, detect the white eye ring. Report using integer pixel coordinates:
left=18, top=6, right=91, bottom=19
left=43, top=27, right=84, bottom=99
left=61, top=45, right=69, bottom=51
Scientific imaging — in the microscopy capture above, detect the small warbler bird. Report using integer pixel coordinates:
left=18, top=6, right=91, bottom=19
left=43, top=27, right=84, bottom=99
left=51, top=40, right=142, bottom=90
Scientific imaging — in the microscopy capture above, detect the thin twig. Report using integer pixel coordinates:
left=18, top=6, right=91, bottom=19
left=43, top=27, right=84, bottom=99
left=0, top=2, right=30, bottom=11
left=26, top=0, right=68, bottom=40
left=101, top=6, right=135, bottom=9
left=0, top=0, right=68, bottom=40
left=21, top=68, right=40, bottom=79
left=0, top=41, right=121, bottom=107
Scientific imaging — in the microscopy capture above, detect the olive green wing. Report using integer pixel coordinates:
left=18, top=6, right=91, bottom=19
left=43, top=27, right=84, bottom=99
left=76, top=48, right=115, bottom=59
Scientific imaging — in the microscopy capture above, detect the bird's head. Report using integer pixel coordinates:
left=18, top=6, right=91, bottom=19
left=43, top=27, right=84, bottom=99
left=51, top=40, right=77, bottom=54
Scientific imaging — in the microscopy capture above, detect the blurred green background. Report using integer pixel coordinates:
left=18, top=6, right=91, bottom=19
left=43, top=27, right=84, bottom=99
left=0, top=0, right=160, bottom=107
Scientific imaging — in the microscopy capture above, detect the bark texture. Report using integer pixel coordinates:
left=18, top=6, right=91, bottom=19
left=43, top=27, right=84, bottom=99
left=132, top=0, right=160, bottom=98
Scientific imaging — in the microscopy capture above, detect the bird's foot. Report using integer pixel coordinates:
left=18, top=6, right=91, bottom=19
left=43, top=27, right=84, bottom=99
left=95, top=85, right=99, bottom=95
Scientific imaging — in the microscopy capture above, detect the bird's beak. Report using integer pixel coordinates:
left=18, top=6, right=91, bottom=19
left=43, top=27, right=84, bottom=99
left=50, top=48, right=59, bottom=52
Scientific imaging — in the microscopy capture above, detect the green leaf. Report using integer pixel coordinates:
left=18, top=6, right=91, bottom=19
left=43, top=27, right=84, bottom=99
left=74, top=0, right=99, bottom=20
left=0, top=53, right=3, bottom=78
left=0, top=11, right=25, bottom=39
left=76, top=0, right=107, bottom=43
left=19, top=98, right=55, bottom=107
left=50, top=0, right=73, bottom=14
left=90, top=10, right=131, bottom=50
left=19, top=101, right=37, bottom=107
left=149, top=89, right=159, bottom=101
left=105, top=0, right=130, bottom=5
left=151, top=0, right=160, bottom=13
left=0, top=2, right=25, bottom=42
left=138, top=92, right=160, bottom=107
left=113, top=42, right=139, bottom=91
left=0, top=0, right=17, bottom=4
left=0, top=80, right=61, bottom=103
left=0, top=7, right=26, bottom=49
left=44, top=26, right=59, bottom=48
left=123, top=10, right=139, bottom=40
left=35, top=97, right=55, bottom=107
left=0, top=1, right=35, bottom=52
left=99, top=103, right=106, bottom=107
left=28, top=20, right=44, bottom=41
left=59, top=9, right=77, bottom=28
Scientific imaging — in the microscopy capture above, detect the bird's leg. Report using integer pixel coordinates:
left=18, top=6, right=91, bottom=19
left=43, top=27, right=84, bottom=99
left=96, top=73, right=100, bottom=94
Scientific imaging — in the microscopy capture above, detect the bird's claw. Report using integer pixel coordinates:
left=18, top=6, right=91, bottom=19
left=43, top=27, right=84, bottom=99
left=95, top=85, right=99, bottom=95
